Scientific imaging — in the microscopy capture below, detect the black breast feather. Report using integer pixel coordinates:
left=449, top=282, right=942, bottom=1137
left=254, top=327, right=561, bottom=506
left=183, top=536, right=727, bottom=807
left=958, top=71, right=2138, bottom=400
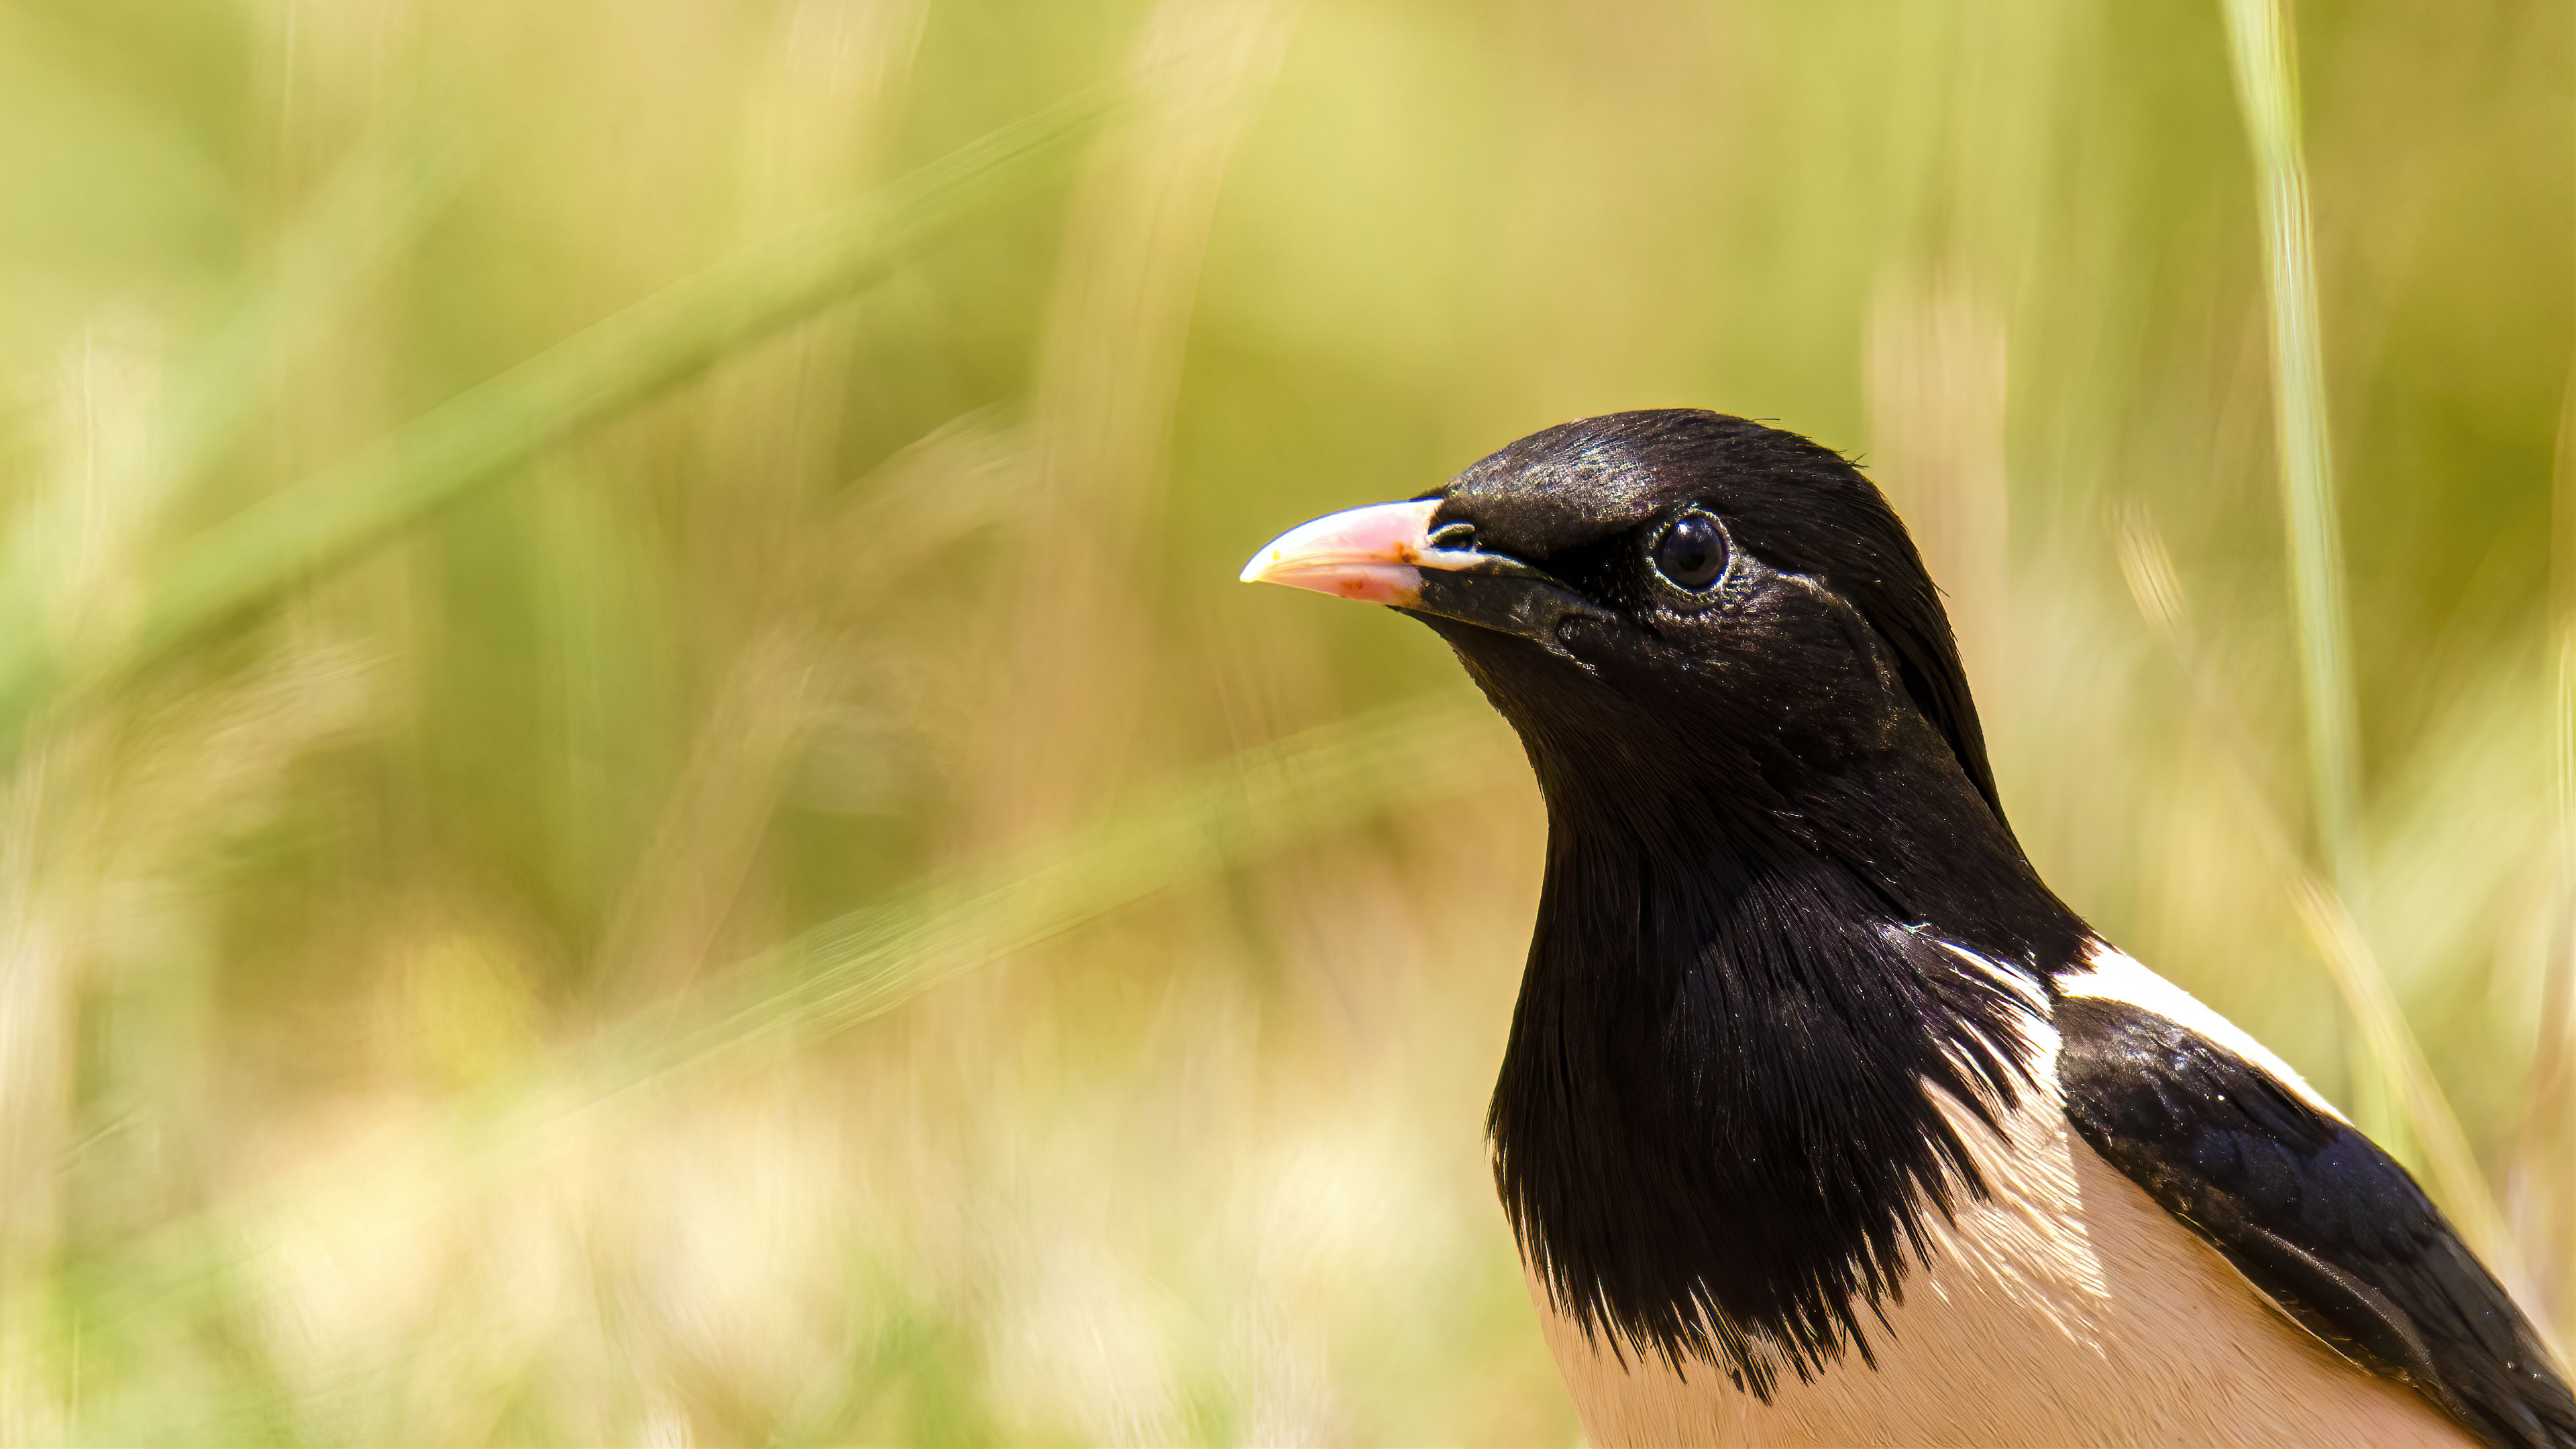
left=2057, top=996, right=2576, bottom=1449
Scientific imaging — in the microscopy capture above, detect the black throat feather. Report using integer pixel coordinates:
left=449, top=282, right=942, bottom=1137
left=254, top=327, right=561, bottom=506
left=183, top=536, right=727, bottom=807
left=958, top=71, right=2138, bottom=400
left=1447, top=616, right=2091, bottom=1399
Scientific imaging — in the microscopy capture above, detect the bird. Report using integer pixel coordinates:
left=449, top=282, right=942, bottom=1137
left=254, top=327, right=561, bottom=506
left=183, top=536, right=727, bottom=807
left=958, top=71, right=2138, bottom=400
left=1238, top=409, right=2576, bottom=1448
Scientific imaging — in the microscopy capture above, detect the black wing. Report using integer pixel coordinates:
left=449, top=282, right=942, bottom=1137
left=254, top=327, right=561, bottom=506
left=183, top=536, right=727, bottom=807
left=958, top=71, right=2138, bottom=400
left=2057, top=996, right=2576, bottom=1449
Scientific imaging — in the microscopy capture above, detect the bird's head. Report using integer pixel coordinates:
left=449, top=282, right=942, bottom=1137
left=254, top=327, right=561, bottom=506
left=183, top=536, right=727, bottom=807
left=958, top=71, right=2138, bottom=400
left=1244, top=408, right=2007, bottom=853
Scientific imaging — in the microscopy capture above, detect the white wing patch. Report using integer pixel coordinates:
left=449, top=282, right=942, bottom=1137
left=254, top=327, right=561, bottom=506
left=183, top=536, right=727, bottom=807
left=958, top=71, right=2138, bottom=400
left=2059, top=941, right=2346, bottom=1122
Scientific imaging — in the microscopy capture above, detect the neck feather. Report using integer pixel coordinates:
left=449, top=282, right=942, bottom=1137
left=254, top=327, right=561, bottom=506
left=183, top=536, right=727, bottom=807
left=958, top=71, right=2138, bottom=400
left=1488, top=741, right=2090, bottom=1396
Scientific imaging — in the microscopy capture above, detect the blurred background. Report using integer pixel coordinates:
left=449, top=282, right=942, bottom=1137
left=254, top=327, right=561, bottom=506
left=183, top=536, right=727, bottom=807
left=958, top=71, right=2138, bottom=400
left=0, top=1, right=2569, bottom=1442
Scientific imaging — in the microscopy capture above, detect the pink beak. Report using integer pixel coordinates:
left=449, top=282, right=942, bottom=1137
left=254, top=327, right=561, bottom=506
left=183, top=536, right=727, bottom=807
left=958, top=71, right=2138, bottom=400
left=1237, top=498, right=1482, bottom=605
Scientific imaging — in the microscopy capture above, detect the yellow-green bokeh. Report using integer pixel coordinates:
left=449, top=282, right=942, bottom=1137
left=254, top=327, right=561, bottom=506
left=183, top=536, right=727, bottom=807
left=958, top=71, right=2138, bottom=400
left=0, top=2, right=2569, bottom=1442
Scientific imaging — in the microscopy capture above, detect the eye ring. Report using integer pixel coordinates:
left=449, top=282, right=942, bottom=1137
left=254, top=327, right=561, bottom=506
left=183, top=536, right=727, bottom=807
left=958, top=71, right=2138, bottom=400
left=1651, top=509, right=1729, bottom=593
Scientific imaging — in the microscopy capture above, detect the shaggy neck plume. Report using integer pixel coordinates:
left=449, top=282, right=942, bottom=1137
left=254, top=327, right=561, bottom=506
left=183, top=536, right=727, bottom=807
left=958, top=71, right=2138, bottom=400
left=1483, top=706, right=2090, bottom=1397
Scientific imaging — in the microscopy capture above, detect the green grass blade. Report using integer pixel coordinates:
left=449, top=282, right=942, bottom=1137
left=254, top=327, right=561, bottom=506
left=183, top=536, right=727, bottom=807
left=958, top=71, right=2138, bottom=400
left=0, top=89, right=1113, bottom=741
left=156, top=116, right=482, bottom=492
left=2222, top=0, right=2426, bottom=1163
left=2222, top=0, right=2363, bottom=905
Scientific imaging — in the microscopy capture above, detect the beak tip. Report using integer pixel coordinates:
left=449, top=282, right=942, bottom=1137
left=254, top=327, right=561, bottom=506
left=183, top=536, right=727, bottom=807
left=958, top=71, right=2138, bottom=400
left=1239, top=498, right=1446, bottom=605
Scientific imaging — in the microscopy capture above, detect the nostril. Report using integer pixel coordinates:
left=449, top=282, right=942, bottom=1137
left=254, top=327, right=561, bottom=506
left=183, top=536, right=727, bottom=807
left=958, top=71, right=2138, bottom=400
left=1428, top=521, right=1477, bottom=549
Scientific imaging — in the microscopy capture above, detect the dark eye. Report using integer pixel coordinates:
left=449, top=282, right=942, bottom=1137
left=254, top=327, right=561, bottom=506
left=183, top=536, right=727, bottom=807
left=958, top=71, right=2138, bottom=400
left=1653, top=511, right=1728, bottom=591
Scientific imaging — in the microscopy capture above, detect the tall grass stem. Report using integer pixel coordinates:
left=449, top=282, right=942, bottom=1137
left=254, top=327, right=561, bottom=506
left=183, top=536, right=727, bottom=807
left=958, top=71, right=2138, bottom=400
left=2220, top=0, right=2361, bottom=911
left=2220, top=0, right=2428, bottom=1163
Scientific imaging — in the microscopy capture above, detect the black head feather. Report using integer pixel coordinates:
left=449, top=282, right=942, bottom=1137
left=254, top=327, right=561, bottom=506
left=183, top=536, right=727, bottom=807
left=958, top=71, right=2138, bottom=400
left=1432, top=409, right=2010, bottom=829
